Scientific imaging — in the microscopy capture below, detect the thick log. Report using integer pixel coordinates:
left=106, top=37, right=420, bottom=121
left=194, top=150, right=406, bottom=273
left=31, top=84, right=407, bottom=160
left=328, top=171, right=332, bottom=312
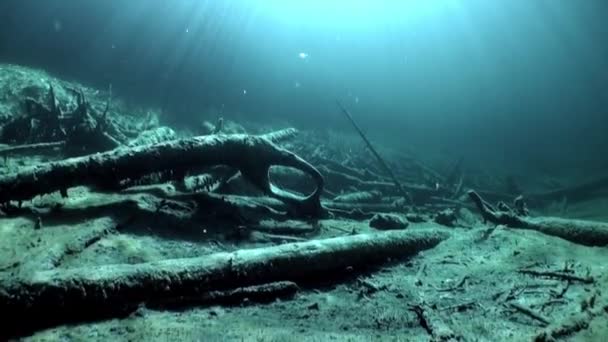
left=468, top=190, right=608, bottom=246
left=0, top=229, right=449, bottom=338
left=0, top=133, right=324, bottom=217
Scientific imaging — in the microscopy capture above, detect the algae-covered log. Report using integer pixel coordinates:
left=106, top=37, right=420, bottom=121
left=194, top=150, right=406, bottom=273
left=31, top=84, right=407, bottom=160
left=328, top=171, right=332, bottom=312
left=0, top=229, right=449, bottom=338
left=0, top=132, right=324, bottom=217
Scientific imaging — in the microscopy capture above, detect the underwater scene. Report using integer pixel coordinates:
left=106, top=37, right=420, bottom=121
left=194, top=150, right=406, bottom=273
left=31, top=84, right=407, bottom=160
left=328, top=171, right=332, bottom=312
left=1, top=0, right=607, bottom=340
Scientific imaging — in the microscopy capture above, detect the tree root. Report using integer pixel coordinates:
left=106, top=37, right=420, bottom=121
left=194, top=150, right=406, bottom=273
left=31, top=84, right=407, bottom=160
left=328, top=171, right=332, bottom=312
left=0, top=133, right=325, bottom=218
left=468, top=190, right=608, bottom=246
left=0, top=229, right=449, bottom=338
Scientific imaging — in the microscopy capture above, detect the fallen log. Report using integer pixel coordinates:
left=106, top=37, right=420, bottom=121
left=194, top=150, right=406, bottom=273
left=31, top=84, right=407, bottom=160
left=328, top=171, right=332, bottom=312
left=0, top=229, right=449, bottom=338
left=0, top=133, right=324, bottom=217
left=468, top=190, right=608, bottom=246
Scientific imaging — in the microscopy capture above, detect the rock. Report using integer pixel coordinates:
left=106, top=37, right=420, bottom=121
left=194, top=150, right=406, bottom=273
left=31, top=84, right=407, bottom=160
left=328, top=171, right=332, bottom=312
left=369, top=213, right=409, bottom=230
left=434, top=208, right=457, bottom=227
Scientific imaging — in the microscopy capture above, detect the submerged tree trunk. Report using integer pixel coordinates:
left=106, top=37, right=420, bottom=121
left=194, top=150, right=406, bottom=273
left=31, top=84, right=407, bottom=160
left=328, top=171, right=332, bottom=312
left=0, top=229, right=449, bottom=338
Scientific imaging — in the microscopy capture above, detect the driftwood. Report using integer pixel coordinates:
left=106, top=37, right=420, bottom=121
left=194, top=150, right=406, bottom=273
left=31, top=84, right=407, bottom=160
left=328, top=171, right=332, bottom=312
left=0, top=133, right=324, bottom=217
left=0, top=229, right=449, bottom=337
left=468, top=190, right=608, bottom=246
